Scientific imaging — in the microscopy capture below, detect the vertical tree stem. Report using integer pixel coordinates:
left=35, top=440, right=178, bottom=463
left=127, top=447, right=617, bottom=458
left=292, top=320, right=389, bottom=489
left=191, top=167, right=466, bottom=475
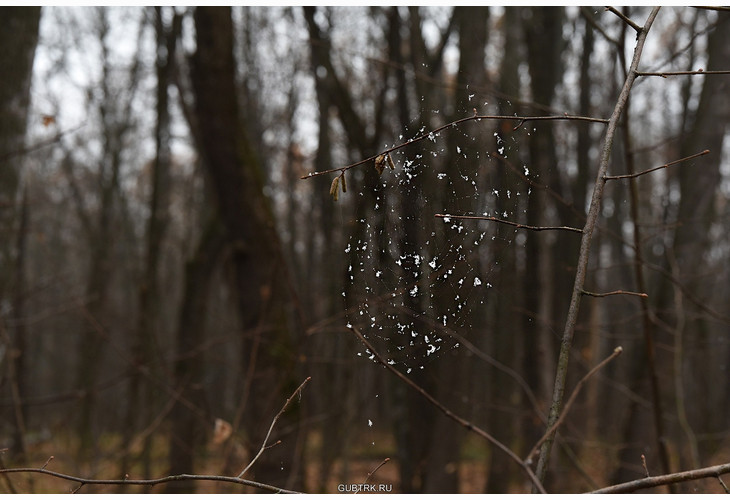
left=534, top=7, right=661, bottom=488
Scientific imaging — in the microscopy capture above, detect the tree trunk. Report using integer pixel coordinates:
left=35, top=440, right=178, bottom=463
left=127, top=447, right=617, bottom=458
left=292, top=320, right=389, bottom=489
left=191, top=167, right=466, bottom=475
left=486, top=6, right=525, bottom=492
left=166, top=217, right=227, bottom=493
left=189, top=6, right=303, bottom=489
left=121, top=7, right=180, bottom=485
left=672, top=16, right=730, bottom=461
left=0, top=6, right=42, bottom=460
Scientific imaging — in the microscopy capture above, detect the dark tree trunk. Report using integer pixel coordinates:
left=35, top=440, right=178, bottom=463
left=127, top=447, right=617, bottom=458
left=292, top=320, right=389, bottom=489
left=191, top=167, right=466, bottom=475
left=166, top=217, right=227, bottom=493
left=672, top=16, right=730, bottom=461
left=188, top=6, right=303, bottom=489
left=0, top=6, right=42, bottom=460
left=121, top=7, right=181, bottom=486
left=486, top=6, right=526, bottom=493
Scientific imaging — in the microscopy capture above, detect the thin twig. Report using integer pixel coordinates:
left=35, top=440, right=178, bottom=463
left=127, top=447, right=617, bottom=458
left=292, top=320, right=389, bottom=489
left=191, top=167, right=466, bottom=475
left=392, top=304, right=546, bottom=425
left=0, top=467, right=303, bottom=493
left=300, top=113, right=608, bottom=180
left=237, top=377, right=311, bottom=479
left=590, top=461, right=730, bottom=493
left=604, top=150, right=709, bottom=180
left=580, top=6, right=619, bottom=45
left=355, top=457, right=391, bottom=494
left=526, top=347, right=623, bottom=464
left=365, top=457, right=389, bottom=484
left=605, top=6, right=642, bottom=33
left=636, top=69, right=730, bottom=77
left=435, top=214, right=583, bottom=233
left=642, top=454, right=650, bottom=477
left=581, top=289, right=648, bottom=298
left=0, top=454, right=18, bottom=494
left=0, top=122, right=86, bottom=163
left=718, top=475, right=730, bottom=493
left=347, top=325, right=546, bottom=494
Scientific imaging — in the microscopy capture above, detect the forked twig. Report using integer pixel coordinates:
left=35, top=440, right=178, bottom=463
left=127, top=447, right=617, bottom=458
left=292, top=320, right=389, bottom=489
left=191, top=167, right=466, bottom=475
left=238, top=377, right=311, bottom=478
left=604, top=150, right=709, bottom=180
left=526, top=347, right=623, bottom=464
left=605, top=6, right=642, bottom=33
left=347, top=325, right=546, bottom=494
left=534, top=8, right=661, bottom=486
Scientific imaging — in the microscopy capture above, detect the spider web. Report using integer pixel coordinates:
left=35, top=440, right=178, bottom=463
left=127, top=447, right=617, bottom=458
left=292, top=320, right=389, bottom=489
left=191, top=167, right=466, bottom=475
left=342, top=123, right=530, bottom=373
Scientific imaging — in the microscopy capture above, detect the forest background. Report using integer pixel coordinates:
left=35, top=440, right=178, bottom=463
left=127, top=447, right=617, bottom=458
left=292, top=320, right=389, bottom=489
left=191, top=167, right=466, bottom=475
left=1, top=5, right=730, bottom=494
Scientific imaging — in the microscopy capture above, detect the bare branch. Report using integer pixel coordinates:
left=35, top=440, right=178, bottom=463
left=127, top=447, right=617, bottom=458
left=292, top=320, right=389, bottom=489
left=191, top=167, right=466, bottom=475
left=604, top=149, right=709, bottom=180
left=581, top=289, right=648, bottom=298
left=356, top=457, right=390, bottom=494
left=590, top=462, right=730, bottom=493
left=238, top=377, right=311, bottom=479
left=580, top=6, right=619, bottom=45
left=0, top=467, right=303, bottom=493
left=636, top=69, right=730, bottom=77
left=300, top=113, right=608, bottom=180
left=605, top=6, right=642, bottom=33
left=435, top=214, right=583, bottom=233
left=526, top=347, right=623, bottom=464
left=692, top=6, right=730, bottom=11
left=347, top=325, right=546, bottom=494
left=535, top=7, right=661, bottom=487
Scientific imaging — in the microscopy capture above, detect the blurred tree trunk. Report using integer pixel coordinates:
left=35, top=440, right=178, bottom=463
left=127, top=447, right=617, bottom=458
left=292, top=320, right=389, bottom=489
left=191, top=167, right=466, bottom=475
left=390, top=6, right=432, bottom=493
left=303, top=7, right=391, bottom=489
left=522, top=7, right=567, bottom=490
left=420, top=7, right=491, bottom=494
left=522, top=4, right=564, bottom=414
left=0, top=6, right=42, bottom=460
left=486, top=6, right=525, bottom=493
left=672, top=16, right=730, bottom=461
left=0, top=6, right=40, bottom=247
left=74, top=8, right=143, bottom=456
left=303, top=6, right=353, bottom=491
left=187, top=6, right=303, bottom=489
left=121, top=7, right=180, bottom=484
left=166, top=216, right=226, bottom=493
